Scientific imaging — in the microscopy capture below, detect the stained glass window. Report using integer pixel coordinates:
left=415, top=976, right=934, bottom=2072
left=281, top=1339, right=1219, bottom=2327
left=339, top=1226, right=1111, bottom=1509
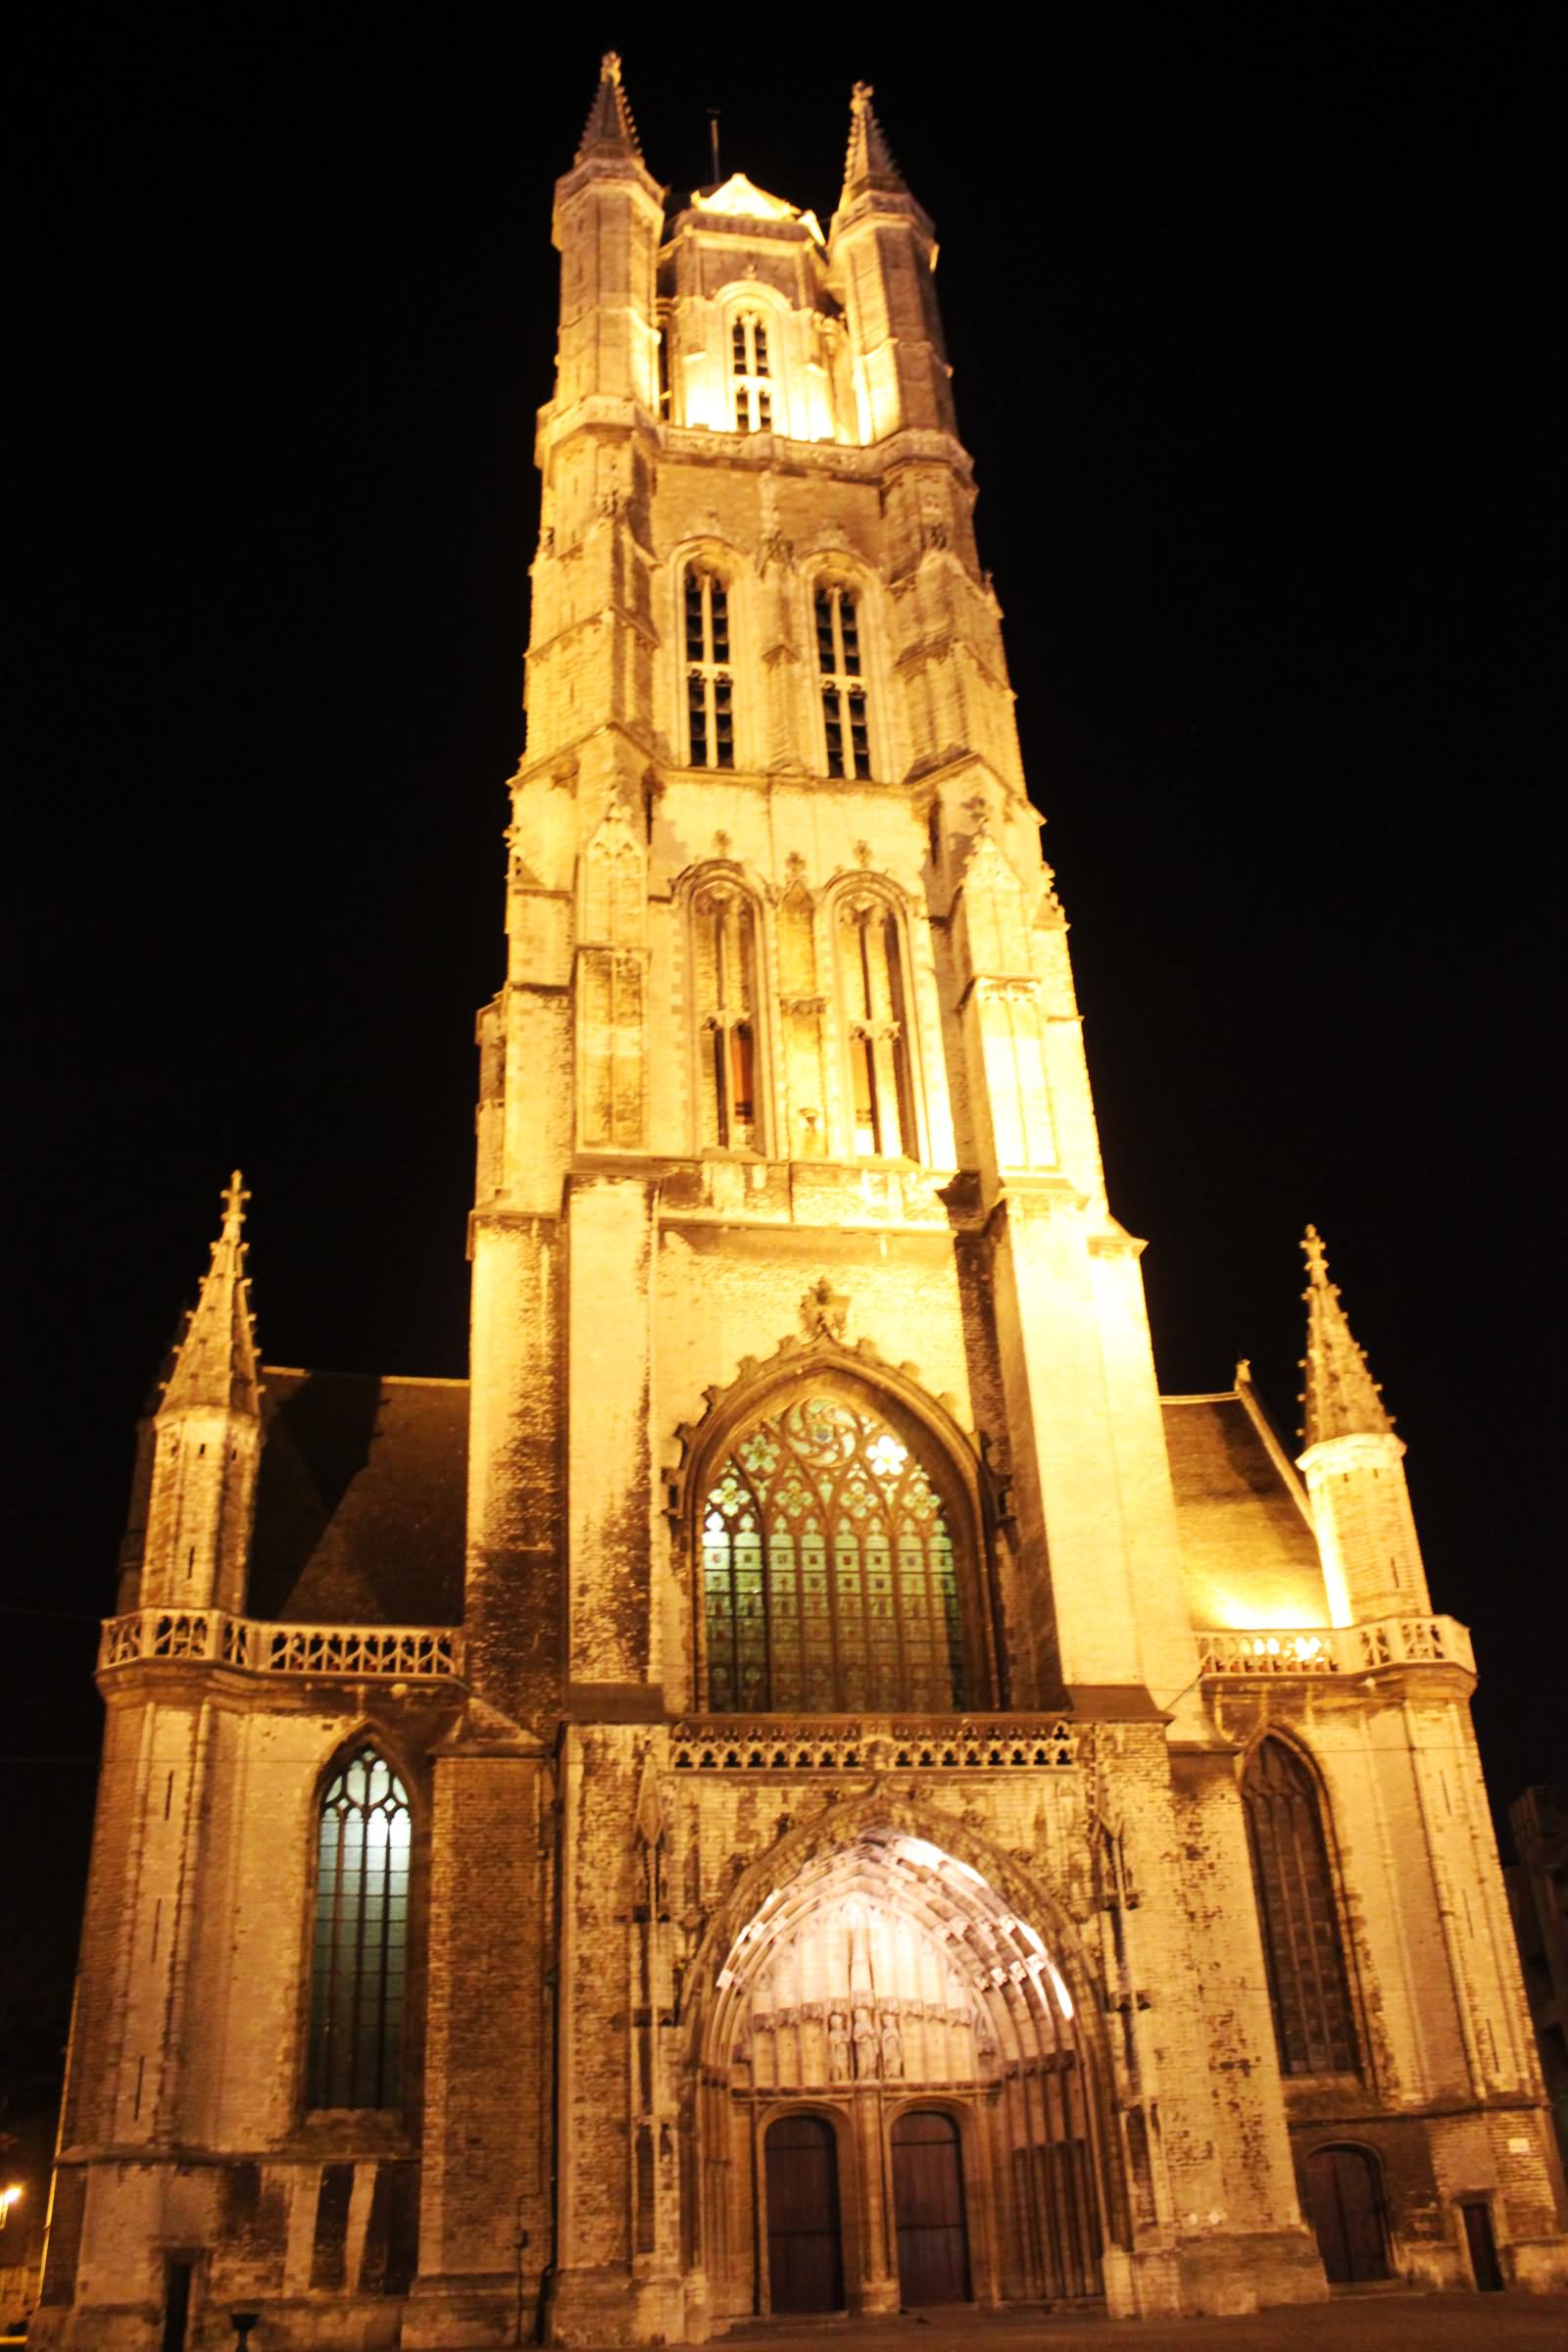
left=703, top=1393, right=965, bottom=1712
left=309, top=1746, right=411, bottom=2109
left=1243, top=1738, right=1357, bottom=2077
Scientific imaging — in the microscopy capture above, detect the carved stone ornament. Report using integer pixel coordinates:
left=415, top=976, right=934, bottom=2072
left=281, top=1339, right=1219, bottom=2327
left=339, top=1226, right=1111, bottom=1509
left=800, top=1277, right=850, bottom=1343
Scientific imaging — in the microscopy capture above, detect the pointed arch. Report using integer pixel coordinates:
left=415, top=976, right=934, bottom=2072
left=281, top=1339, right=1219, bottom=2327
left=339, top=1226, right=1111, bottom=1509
left=1241, top=1733, right=1359, bottom=2078
left=680, top=862, right=767, bottom=1152
left=824, top=874, right=924, bottom=1161
left=307, top=1737, right=413, bottom=2111
left=678, top=1344, right=1003, bottom=1714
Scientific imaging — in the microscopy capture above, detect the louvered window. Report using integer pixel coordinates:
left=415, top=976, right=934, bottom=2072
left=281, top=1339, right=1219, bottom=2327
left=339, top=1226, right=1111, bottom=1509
left=685, top=568, right=735, bottom=769
left=731, top=312, right=773, bottom=431
left=694, top=886, right=760, bottom=1150
left=815, top=584, right=871, bottom=777
left=839, top=899, right=916, bottom=1158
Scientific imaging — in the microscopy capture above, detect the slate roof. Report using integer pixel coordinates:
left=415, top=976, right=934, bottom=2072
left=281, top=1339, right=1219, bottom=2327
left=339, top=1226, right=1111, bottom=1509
left=248, top=1368, right=466, bottom=1626
left=1161, top=1392, right=1329, bottom=1629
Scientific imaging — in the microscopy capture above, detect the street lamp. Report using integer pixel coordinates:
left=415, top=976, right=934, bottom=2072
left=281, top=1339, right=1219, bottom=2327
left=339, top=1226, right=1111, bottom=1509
left=0, top=2186, right=22, bottom=2228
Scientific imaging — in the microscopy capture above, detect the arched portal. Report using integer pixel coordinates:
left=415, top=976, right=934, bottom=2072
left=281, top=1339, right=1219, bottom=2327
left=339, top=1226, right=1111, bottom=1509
left=1302, top=2143, right=1390, bottom=2283
left=690, top=1819, right=1108, bottom=2320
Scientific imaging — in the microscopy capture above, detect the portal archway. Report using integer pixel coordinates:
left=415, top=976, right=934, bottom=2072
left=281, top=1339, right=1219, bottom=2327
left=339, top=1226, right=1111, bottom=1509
left=685, top=1810, right=1111, bottom=2320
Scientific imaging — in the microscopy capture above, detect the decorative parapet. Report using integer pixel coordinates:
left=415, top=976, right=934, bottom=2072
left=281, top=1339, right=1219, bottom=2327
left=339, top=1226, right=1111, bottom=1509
left=670, top=1716, right=1077, bottom=1772
left=1198, top=1615, right=1474, bottom=1681
left=98, top=1608, right=463, bottom=1682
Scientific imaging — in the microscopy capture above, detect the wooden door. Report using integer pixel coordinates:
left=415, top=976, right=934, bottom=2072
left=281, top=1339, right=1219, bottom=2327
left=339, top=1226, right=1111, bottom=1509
left=765, top=2114, right=844, bottom=2314
left=892, top=2109, right=971, bottom=2306
left=1304, top=2144, right=1389, bottom=2283
left=1460, top=2199, right=1503, bottom=2291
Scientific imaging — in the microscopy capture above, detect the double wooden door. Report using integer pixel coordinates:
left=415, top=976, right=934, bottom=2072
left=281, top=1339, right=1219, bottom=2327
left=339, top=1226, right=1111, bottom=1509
left=1303, top=2144, right=1390, bottom=2283
left=892, top=2109, right=971, bottom=2306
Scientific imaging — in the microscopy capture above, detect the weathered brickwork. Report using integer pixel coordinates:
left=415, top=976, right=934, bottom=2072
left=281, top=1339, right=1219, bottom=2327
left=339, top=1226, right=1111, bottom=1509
left=34, top=55, right=1567, bottom=2352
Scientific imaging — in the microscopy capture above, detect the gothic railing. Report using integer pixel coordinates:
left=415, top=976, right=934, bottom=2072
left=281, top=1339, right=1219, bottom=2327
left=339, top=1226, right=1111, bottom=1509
left=98, top=1608, right=463, bottom=1682
left=1197, top=1614, right=1474, bottom=1681
left=669, top=1716, right=1078, bottom=1772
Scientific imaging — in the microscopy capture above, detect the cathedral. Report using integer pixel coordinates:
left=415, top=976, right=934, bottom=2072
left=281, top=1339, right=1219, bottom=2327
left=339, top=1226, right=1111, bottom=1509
left=34, top=56, right=1567, bottom=2350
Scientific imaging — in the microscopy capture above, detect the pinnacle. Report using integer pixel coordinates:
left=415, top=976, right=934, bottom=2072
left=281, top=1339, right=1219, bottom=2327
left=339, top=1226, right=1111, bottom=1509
left=1299, top=1224, right=1391, bottom=1447
left=160, top=1170, right=262, bottom=1420
left=575, top=50, right=644, bottom=165
left=841, top=79, right=908, bottom=200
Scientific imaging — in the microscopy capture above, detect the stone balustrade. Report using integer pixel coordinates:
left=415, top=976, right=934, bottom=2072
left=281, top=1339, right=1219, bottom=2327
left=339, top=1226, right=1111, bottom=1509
left=670, top=1716, right=1077, bottom=1772
left=1198, top=1614, right=1474, bottom=1681
left=98, top=1607, right=463, bottom=1682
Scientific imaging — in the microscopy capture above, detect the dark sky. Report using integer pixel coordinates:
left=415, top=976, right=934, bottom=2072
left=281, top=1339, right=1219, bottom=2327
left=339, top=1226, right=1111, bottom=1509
left=7, top=4, right=1562, bottom=2054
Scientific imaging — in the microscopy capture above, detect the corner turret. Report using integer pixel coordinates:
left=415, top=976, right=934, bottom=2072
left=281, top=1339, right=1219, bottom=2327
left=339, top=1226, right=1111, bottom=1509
left=1297, top=1226, right=1429, bottom=1623
left=550, top=52, right=664, bottom=416
left=829, top=82, right=956, bottom=440
left=138, top=1172, right=263, bottom=1613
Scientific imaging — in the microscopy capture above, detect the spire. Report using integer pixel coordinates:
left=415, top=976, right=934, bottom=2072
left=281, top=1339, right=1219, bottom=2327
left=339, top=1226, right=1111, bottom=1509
left=575, top=50, right=644, bottom=164
left=1299, top=1225, right=1391, bottom=1446
left=161, top=1171, right=262, bottom=1419
left=841, top=80, right=908, bottom=200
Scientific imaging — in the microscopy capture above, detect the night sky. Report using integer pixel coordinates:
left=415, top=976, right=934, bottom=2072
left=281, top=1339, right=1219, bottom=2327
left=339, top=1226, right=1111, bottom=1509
left=8, top=5, right=1561, bottom=2114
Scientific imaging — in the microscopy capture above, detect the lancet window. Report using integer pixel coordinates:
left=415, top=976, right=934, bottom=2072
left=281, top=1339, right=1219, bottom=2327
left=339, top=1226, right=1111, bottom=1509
left=685, top=567, right=735, bottom=769
left=731, top=311, right=773, bottom=431
left=814, top=583, right=871, bottom=778
left=1242, top=1738, right=1358, bottom=2077
left=837, top=897, right=917, bottom=1158
left=309, top=1745, right=411, bottom=2110
left=693, top=884, right=760, bottom=1150
left=702, top=1391, right=965, bottom=1713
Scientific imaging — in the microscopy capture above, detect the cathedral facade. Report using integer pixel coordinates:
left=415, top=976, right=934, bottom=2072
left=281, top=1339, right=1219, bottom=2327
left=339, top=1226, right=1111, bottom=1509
left=35, top=58, right=1567, bottom=2350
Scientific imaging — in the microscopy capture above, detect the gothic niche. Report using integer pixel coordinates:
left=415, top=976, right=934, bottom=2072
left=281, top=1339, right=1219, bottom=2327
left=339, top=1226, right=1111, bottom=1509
left=701, top=1390, right=964, bottom=1713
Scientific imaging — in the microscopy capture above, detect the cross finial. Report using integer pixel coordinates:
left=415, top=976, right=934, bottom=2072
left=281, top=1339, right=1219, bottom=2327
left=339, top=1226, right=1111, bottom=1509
left=221, top=1169, right=250, bottom=1236
left=602, top=50, right=622, bottom=85
left=852, top=79, right=874, bottom=114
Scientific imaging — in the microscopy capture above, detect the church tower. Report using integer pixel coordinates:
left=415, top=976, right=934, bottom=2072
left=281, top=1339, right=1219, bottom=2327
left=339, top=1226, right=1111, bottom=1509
left=34, top=57, right=1566, bottom=2352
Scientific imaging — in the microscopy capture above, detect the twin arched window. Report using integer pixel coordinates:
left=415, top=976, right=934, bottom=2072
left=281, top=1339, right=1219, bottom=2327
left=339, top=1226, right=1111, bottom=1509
left=1242, top=1738, right=1358, bottom=2077
left=702, top=1389, right=967, bottom=1714
left=685, top=567, right=735, bottom=769
left=679, top=566, right=877, bottom=782
left=309, top=1745, right=411, bottom=2110
left=815, top=584, right=870, bottom=778
left=732, top=312, right=772, bottom=431
left=694, top=885, right=760, bottom=1149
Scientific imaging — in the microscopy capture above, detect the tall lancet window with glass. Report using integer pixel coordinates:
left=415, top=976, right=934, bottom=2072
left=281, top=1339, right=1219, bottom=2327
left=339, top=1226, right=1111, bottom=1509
left=685, top=568, right=735, bottom=769
left=694, top=885, right=760, bottom=1150
left=309, top=1746, right=411, bottom=2110
left=731, top=312, right=772, bottom=430
left=815, top=585, right=871, bottom=778
left=839, top=899, right=917, bottom=1158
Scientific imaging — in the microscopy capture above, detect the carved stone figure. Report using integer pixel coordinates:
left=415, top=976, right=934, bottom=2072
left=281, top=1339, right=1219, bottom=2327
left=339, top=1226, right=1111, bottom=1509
left=827, top=2010, right=852, bottom=2082
left=853, top=2004, right=878, bottom=2080
left=879, top=2012, right=905, bottom=2080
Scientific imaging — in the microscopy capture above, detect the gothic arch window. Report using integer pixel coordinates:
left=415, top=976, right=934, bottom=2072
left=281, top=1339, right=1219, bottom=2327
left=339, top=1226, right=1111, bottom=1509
left=814, top=582, right=871, bottom=778
left=701, top=1388, right=967, bottom=1713
left=309, top=1744, right=411, bottom=2109
left=835, top=893, right=918, bottom=1159
left=1242, top=1738, right=1358, bottom=2077
left=692, top=880, right=762, bottom=1151
left=731, top=311, right=773, bottom=431
left=685, top=566, right=735, bottom=769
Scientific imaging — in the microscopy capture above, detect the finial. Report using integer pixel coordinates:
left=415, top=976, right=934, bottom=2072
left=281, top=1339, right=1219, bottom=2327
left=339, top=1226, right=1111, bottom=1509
left=840, top=76, right=908, bottom=198
left=575, top=48, right=644, bottom=164
left=221, top=1168, right=250, bottom=1239
left=602, top=49, right=622, bottom=84
left=852, top=79, right=874, bottom=114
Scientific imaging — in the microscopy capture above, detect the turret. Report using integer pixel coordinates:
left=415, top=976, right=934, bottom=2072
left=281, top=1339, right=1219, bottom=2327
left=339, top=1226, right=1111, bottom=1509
left=1296, top=1225, right=1429, bottom=1624
left=138, top=1171, right=262, bottom=1613
left=829, top=82, right=956, bottom=441
left=550, top=52, right=664, bottom=418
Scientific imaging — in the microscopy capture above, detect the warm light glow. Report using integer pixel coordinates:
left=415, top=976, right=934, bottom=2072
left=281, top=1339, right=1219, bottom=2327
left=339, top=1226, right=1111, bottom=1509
left=0, top=2185, right=21, bottom=2214
left=1207, top=1590, right=1334, bottom=1637
left=692, top=173, right=823, bottom=241
left=895, top=1835, right=946, bottom=1871
left=1046, top=1961, right=1074, bottom=2020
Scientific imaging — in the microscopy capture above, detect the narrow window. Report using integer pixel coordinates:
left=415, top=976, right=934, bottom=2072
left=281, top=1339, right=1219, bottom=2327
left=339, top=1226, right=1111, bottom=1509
left=685, top=568, right=735, bottom=770
left=694, top=887, right=761, bottom=1150
left=731, top=311, right=773, bottom=432
left=1242, top=1739, right=1357, bottom=2077
left=838, top=900, right=916, bottom=1159
left=815, top=584, right=871, bottom=777
left=310, top=1745, right=411, bottom=2109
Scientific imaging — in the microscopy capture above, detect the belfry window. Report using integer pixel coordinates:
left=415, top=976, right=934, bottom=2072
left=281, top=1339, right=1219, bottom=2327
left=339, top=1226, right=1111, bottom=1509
left=1242, top=1739, right=1358, bottom=2077
left=838, top=898, right=917, bottom=1158
left=694, top=886, right=760, bottom=1150
left=685, top=567, right=735, bottom=769
left=309, top=1746, right=411, bottom=2109
left=731, top=311, right=773, bottom=431
left=702, top=1391, right=965, bottom=1713
left=815, top=584, right=871, bottom=778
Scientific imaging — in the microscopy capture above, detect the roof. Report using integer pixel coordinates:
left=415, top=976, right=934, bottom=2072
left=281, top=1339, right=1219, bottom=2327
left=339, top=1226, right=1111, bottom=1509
left=1161, top=1392, right=1328, bottom=1630
left=247, top=1368, right=467, bottom=1626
